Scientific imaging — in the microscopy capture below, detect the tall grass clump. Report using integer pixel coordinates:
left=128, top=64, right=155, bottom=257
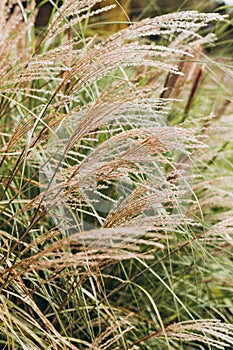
left=0, top=0, right=233, bottom=349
